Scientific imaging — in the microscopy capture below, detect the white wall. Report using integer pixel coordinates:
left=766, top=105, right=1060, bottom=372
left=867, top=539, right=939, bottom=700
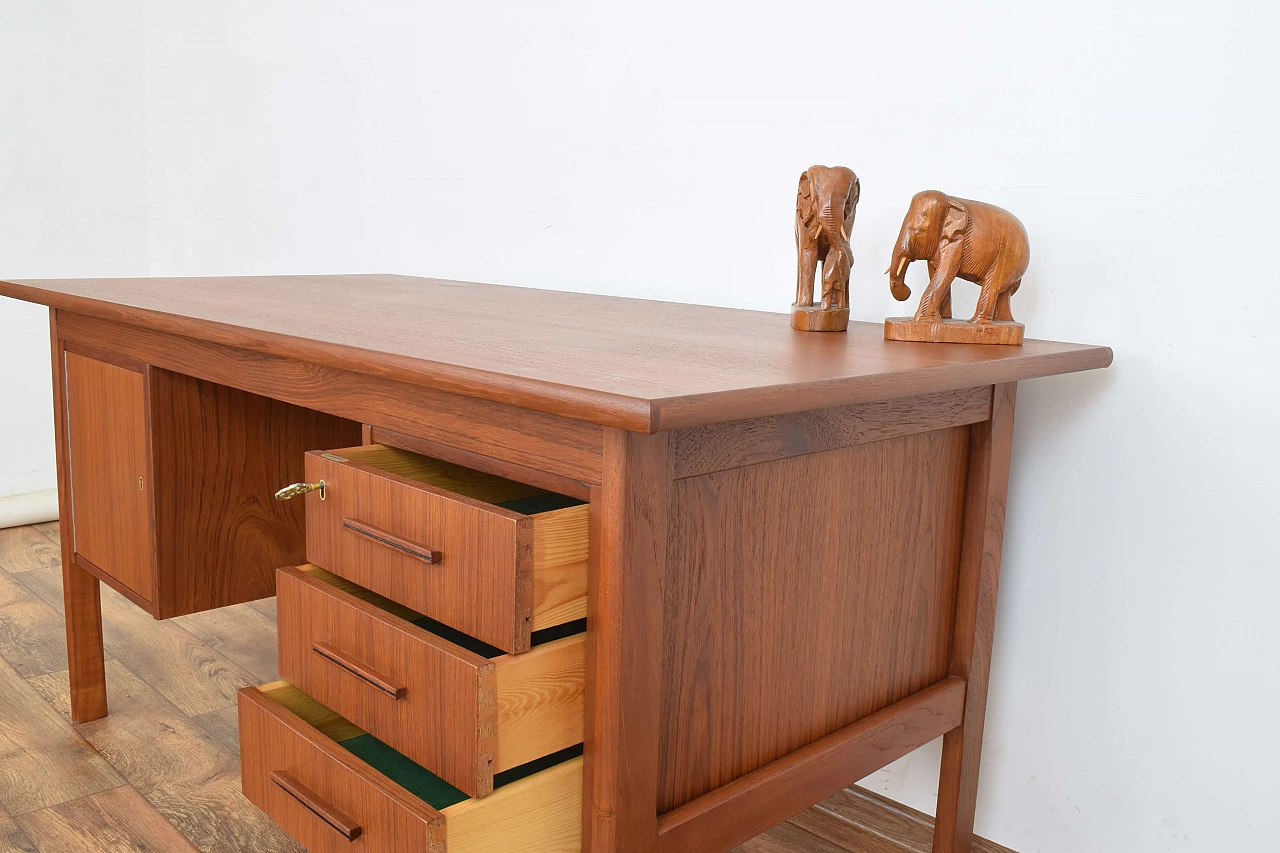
left=2, top=2, right=1277, bottom=850
left=0, top=0, right=150, bottom=497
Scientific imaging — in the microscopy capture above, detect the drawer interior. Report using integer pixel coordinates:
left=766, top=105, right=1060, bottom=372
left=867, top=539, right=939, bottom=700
left=299, top=564, right=586, bottom=657
left=326, top=445, right=585, bottom=516
left=258, top=680, right=583, bottom=811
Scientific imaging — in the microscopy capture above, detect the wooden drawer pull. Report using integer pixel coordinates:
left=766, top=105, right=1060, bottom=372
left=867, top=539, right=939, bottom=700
left=342, top=518, right=442, bottom=564
left=271, top=771, right=363, bottom=841
left=312, top=642, right=408, bottom=699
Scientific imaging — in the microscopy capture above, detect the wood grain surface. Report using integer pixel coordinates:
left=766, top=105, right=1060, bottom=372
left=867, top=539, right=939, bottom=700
left=529, top=504, right=591, bottom=631
left=673, top=386, right=991, bottom=478
left=63, top=352, right=153, bottom=603
left=934, top=384, right=1017, bottom=853
left=0, top=528, right=60, bottom=575
left=328, top=445, right=547, bottom=504
left=0, top=803, right=35, bottom=853
left=304, top=447, right=528, bottom=652
left=17, top=785, right=200, bottom=853
left=884, top=318, right=1024, bottom=346
left=277, top=565, right=498, bottom=798
left=256, top=681, right=365, bottom=745
left=81, top=579, right=259, bottom=717
left=240, top=684, right=585, bottom=853
left=305, top=447, right=588, bottom=653
left=2, top=275, right=1112, bottom=432
left=238, top=685, right=447, bottom=853
left=657, top=678, right=966, bottom=853
left=55, top=311, right=605, bottom=484
left=0, top=568, right=72, bottom=680
left=148, top=368, right=360, bottom=617
left=0, top=530, right=70, bottom=681
left=788, top=786, right=1013, bottom=853
left=493, top=633, right=586, bottom=774
left=171, top=604, right=283, bottom=684
left=584, top=432, right=671, bottom=853
left=28, top=659, right=298, bottom=852
left=279, top=563, right=585, bottom=798
left=659, top=426, right=970, bottom=813
left=370, top=426, right=593, bottom=501
left=49, top=314, right=108, bottom=722
left=16, top=563, right=260, bottom=720
left=0, top=657, right=122, bottom=816
left=734, top=820, right=847, bottom=853
left=444, top=757, right=584, bottom=853
left=0, top=523, right=1015, bottom=853
left=191, top=706, right=244, bottom=754
left=70, top=554, right=153, bottom=614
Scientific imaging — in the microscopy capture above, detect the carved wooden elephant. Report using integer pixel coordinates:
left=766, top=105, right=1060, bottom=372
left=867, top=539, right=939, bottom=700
left=887, top=191, right=1030, bottom=324
left=795, top=166, right=860, bottom=312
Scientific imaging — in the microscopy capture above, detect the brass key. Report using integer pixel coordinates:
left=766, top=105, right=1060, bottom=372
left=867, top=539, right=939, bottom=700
left=274, top=480, right=325, bottom=501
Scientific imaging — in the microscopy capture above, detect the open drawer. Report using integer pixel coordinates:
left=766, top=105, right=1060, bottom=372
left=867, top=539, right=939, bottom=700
left=277, top=564, right=585, bottom=798
left=239, top=682, right=582, bottom=853
left=302, top=444, right=589, bottom=653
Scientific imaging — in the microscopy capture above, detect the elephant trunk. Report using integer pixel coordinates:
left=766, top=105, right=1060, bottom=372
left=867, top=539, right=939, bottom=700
left=888, top=222, right=914, bottom=301
left=814, top=207, right=851, bottom=310
left=818, top=209, right=847, bottom=252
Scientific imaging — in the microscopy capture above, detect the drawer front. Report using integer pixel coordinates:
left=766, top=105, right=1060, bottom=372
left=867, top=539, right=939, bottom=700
left=238, top=684, right=583, bottom=853
left=277, top=565, right=585, bottom=799
left=238, top=685, right=444, bottom=853
left=304, top=450, right=531, bottom=652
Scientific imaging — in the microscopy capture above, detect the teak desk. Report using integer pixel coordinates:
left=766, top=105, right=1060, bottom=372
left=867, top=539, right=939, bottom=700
left=0, top=275, right=1110, bottom=853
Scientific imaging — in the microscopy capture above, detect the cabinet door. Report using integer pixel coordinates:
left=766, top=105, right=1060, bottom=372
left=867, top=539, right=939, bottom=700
left=65, top=352, right=154, bottom=603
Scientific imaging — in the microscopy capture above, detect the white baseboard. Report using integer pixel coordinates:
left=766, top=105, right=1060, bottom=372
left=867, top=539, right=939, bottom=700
left=0, top=489, right=59, bottom=530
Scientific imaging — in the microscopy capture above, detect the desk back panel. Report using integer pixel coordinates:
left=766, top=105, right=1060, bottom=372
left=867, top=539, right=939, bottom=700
left=148, top=368, right=362, bottom=618
left=658, top=424, right=970, bottom=812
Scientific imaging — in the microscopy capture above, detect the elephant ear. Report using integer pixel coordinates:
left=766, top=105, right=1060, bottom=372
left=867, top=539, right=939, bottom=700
left=796, top=170, right=816, bottom=227
left=941, top=198, right=968, bottom=244
left=841, top=175, right=860, bottom=237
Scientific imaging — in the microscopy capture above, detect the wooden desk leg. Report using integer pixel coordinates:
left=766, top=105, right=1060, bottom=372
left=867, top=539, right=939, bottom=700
left=50, top=310, right=109, bottom=722
left=583, top=429, right=670, bottom=853
left=934, top=382, right=1016, bottom=853
left=60, top=565, right=108, bottom=722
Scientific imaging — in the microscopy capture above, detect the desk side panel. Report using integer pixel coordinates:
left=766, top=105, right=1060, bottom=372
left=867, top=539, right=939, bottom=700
left=658, top=423, right=970, bottom=812
left=63, top=351, right=155, bottom=604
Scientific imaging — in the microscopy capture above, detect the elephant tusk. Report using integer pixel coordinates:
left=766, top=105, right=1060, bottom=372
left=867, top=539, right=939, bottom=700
left=895, top=256, right=910, bottom=278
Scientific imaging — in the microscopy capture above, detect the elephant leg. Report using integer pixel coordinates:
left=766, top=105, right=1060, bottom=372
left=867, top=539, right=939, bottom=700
left=928, top=261, right=953, bottom=319
left=916, top=242, right=962, bottom=323
left=916, top=279, right=953, bottom=322
left=995, top=279, right=1020, bottom=321
left=972, top=276, right=1009, bottom=324
left=796, top=244, right=818, bottom=306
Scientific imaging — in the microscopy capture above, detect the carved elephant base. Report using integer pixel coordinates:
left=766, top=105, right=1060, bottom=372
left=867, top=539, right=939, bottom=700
left=884, top=316, right=1024, bottom=345
left=791, top=303, right=850, bottom=332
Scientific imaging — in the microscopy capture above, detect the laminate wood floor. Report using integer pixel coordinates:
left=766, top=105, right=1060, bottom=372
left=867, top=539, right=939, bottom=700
left=0, top=523, right=1012, bottom=853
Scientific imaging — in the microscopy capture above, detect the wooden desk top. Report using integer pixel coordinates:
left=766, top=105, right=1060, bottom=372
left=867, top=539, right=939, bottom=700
left=0, top=274, right=1111, bottom=431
